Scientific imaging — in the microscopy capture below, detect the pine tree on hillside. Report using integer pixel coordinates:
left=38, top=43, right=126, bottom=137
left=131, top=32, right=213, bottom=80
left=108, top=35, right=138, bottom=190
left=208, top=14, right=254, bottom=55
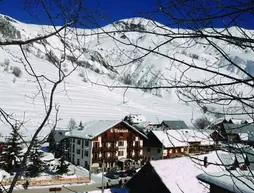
left=0, top=124, right=24, bottom=173
left=26, top=137, right=45, bottom=177
left=55, top=156, right=70, bottom=175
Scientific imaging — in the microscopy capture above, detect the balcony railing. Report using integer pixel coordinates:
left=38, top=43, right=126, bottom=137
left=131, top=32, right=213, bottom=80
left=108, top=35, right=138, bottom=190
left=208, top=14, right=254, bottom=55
left=92, top=147, right=101, bottom=153
left=102, top=137, right=117, bottom=142
left=92, top=157, right=101, bottom=163
left=104, top=156, right=117, bottom=162
left=101, top=146, right=118, bottom=152
left=127, top=145, right=143, bottom=151
left=127, top=136, right=135, bottom=141
left=135, top=145, right=143, bottom=150
left=127, top=145, right=135, bottom=150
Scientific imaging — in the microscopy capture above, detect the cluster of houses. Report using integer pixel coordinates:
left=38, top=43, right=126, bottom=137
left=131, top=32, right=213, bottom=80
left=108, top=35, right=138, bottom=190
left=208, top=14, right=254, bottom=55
left=47, top=114, right=254, bottom=193
left=48, top=114, right=217, bottom=172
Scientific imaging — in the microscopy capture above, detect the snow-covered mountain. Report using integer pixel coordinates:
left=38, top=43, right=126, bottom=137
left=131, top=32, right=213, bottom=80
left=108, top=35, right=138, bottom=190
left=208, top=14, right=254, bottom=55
left=0, top=14, right=252, bottom=139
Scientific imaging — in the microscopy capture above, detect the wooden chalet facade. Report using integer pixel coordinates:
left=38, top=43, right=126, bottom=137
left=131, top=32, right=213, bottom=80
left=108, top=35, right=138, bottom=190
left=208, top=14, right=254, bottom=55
left=67, top=120, right=147, bottom=171
left=143, top=129, right=214, bottom=160
left=143, top=131, right=188, bottom=160
left=210, top=119, right=254, bottom=145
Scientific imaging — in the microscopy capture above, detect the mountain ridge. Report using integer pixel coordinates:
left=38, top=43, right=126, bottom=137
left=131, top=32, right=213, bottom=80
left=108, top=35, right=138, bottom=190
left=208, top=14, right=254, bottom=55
left=0, top=14, right=252, bottom=138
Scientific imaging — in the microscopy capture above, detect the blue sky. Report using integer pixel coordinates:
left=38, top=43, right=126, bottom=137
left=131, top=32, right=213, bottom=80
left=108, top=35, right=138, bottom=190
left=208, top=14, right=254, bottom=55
left=0, top=0, right=253, bottom=29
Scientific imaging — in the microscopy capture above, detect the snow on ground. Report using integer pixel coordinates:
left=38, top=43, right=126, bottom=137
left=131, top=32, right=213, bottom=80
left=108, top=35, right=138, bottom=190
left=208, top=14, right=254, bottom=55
left=0, top=44, right=205, bottom=140
left=2, top=14, right=251, bottom=140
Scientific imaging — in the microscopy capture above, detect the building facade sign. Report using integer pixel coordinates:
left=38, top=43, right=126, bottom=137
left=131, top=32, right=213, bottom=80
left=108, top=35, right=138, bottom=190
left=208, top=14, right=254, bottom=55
left=110, top=128, right=129, bottom=133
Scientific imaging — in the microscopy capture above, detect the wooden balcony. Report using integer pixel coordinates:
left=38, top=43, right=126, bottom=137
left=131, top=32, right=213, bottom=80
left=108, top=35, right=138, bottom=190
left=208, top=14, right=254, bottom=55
left=127, top=136, right=135, bottom=141
left=104, top=156, right=117, bottom=162
left=102, top=137, right=117, bottom=142
left=127, top=145, right=135, bottom=150
left=127, top=145, right=143, bottom=151
left=101, top=146, right=118, bottom=152
left=135, top=145, right=143, bottom=150
left=92, top=157, right=101, bottom=163
left=92, top=147, right=101, bottom=153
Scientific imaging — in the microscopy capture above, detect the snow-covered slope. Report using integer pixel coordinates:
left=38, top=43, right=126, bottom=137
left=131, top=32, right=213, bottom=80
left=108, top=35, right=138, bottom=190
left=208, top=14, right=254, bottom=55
left=0, top=15, right=252, bottom=139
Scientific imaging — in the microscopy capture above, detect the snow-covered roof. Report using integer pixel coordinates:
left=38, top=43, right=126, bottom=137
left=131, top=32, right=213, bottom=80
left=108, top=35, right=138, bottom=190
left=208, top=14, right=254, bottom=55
left=152, top=130, right=187, bottom=148
left=149, top=151, right=232, bottom=193
left=66, top=120, right=120, bottom=139
left=66, top=120, right=147, bottom=139
left=152, top=129, right=214, bottom=148
left=197, top=170, right=254, bottom=193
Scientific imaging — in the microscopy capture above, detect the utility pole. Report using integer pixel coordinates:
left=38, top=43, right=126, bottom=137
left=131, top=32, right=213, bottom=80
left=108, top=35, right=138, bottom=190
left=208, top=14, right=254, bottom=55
left=101, top=159, right=105, bottom=193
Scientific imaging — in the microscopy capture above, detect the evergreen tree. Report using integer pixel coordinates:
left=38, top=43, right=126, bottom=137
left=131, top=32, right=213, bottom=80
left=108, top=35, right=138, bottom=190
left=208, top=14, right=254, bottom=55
left=56, top=156, right=70, bottom=175
left=0, top=124, right=24, bottom=173
left=26, top=138, right=45, bottom=177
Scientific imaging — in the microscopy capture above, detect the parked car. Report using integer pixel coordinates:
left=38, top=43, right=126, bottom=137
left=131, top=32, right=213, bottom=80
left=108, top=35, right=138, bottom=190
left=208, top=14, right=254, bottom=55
left=105, top=172, right=120, bottom=179
left=126, top=168, right=137, bottom=177
left=118, top=170, right=128, bottom=178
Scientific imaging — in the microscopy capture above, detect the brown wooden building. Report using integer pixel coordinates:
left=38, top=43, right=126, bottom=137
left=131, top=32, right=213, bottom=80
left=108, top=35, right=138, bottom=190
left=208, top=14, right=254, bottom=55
left=66, top=120, right=147, bottom=171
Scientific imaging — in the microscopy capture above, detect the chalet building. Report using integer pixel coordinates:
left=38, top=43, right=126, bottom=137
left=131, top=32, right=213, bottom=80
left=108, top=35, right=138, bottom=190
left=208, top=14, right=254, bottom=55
left=143, top=130, right=188, bottom=160
left=143, top=129, right=214, bottom=160
left=210, top=120, right=254, bottom=145
left=197, top=171, right=254, bottom=193
left=66, top=120, right=147, bottom=172
left=161, top=120, right=188, bottom=130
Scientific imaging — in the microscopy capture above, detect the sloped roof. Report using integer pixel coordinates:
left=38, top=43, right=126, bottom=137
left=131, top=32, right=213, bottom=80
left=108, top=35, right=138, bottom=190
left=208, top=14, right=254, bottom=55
left=149, top=151, right=228, bottom=193
left=197, top=170, right=254, bottom=193
left=66, top=120, right=147, bottom=139
left=152, top=129, right=214, bottom=148
left=162, top=120, right=188, bottom=129
left=152, top=130, right=187, bottom=148
left=223, top=123, right=254, bottom=134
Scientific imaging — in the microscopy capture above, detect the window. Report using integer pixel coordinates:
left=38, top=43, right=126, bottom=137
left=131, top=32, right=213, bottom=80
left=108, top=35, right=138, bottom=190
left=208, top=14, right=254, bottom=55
left=175, top=149, right=178, bottom=153
left=85, top=151, right=88, bottom=157
left=82, top=140, right=84, bottom=149
left=77, top=139, right=81, bottom=145
left=147, top=148, right=151, bottom=152
left=85, top=140, right=89, bottom=147
left=82, top=150, right=84, bottom=159
left=118, top=141, right=124, bottom=146
left=120, top=133, right=123, bottom=137
left=77, top=159, right=80, bottom=165
left=72, top=144, right=75, bottom=152
left=169, top=149, right=172, bottom=154
left=118, top=151, right=124, bottom=156
left=181, top=148, right=184, bottom=152
left=77, top=149, right=81, bottom=154
left=157, top=149, right=161, bottom=153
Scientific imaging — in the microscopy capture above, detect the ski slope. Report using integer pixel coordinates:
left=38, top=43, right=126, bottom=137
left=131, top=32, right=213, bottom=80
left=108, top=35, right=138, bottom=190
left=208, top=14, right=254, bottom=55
left=1, top=14, right=253, bottom=139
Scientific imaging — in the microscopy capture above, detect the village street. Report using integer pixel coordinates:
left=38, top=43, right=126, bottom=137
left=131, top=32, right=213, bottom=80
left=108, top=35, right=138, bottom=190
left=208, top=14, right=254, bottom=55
left=13, top=180, right=121, bottom=193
